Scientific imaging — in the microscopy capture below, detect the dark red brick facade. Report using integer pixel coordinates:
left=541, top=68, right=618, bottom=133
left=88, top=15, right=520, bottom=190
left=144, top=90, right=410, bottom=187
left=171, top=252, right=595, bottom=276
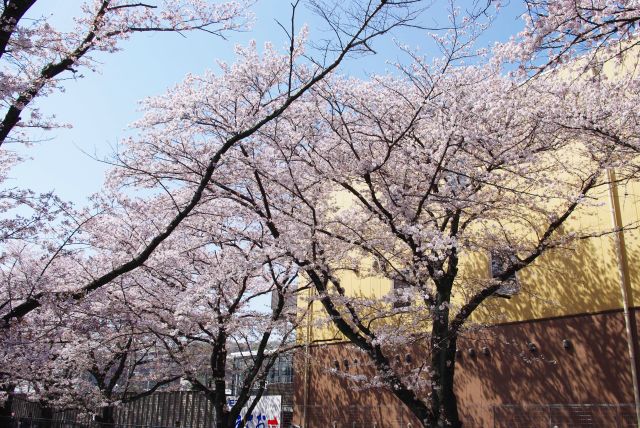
left=293, top=308, right=639, bottom=427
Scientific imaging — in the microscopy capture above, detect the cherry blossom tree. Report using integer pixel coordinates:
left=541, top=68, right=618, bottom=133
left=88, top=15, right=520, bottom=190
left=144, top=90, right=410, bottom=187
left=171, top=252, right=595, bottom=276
left=0, top=189, right=306, bottom=427
left=9, top=2, right=636, bottom=427
left=194, top=42, right=632, bottom=428
left=494, top=0, right=640, bottom=75
left=287, top=73, right=610, bottom=427
left=135, top=239, right=300, bottom=428
left=0, top=0, right=423, bottom=331
left=0, top=236, right=187, bottom=423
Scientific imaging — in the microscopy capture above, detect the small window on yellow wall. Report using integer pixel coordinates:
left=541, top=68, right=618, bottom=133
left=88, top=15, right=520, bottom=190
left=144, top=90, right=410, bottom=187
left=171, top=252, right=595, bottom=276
left=489, top=251, right=520, bottom=298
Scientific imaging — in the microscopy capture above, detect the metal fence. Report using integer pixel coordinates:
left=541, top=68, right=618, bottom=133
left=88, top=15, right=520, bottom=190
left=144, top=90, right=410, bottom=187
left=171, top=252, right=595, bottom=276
left=10, top=392, right=215, bottom=428
left=10, top=390, right=294, bottom=428
left=295, top=403, right=637, bottom=428
left=10, top=398, right=637, bottom=427
left=0, top=416, right=182, bottom=428
left=492, top=403, right=637, bottom=428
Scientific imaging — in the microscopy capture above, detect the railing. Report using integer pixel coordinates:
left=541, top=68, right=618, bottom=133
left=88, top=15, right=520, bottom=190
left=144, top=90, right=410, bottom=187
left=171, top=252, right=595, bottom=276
left=295, top=403, right=637, bottom=428
left=8, top=401, right=636, bottom=427
left=492, top=403, right=637, bottom=428
left=10, top=392, right=216, bottom=428
left=0, top=417, right=188, bottom=428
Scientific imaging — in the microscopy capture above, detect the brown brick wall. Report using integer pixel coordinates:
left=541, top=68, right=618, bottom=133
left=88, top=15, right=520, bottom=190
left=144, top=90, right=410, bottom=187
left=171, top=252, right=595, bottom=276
left=294, top=308, right=638, bottom=427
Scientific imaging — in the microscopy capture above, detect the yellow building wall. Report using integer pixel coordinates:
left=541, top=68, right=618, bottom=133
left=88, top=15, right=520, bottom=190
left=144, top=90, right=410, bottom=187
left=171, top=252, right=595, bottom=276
left=474, top=180, right=630, bottom=323
left=297, top=42, right=640, bottom=342
left=299, top=269, right=396, bottom=343
left=620, top=179, right=640, bottom=306
left=299, top=175, right=639, bottom=340
left=489, top=43, right=640, bottom=320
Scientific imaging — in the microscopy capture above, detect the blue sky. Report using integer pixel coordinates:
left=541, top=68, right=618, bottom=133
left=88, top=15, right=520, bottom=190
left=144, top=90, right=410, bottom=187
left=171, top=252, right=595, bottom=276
left=10, top=0, right=527, bottom=207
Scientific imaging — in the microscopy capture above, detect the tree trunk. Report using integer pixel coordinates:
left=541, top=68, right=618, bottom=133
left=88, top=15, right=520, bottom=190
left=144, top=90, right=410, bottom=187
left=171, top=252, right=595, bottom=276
left=95, top=406, right=115, bottom=427
left=361, top=345, right=430, bottom=427
left=214, top=379, right=230, bottom=428
left=212, top=331, right=230, bottom=428
left=0, top=387, right=13, bottom=419
left=429, top=291, right=462, bottom=428
left=392, top=387, right=433, bottom=427
left=437, top=338, right=461, bottom=427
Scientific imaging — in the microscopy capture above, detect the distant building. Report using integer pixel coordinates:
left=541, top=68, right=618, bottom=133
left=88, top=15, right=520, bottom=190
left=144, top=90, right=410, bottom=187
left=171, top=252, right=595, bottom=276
left=229, top=351, right=294, bottom=428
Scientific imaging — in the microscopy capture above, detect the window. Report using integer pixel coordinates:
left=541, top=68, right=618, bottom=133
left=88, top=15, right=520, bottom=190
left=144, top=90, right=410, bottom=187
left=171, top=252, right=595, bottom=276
left=392, top=278, right=412, bottom=308
left=490, top=251, right=520, bottom=298
left=230, top=353, right=293, bottom=394
left=268, top=362, right=278, bottom=384
left=268, top=355, right=293, bottom=384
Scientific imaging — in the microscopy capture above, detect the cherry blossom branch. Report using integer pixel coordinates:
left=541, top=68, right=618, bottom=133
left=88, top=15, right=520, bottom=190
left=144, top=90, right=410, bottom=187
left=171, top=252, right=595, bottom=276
left=1, top=0, right=410, bottom=327
left=0, top=0, right=36, bottom=59
left=450, top=170, right=602, bottom=334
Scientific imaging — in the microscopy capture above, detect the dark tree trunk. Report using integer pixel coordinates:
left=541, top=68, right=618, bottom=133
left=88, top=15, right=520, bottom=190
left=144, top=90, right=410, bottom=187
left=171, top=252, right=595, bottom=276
left=0, top=388, right=13, bottom=418
left=429, top=289, right=462, bottom=428
left=436, top=337, right=461, bottom=427
left=95, top=406, right=115, bottom=427
left=392, top=386, right=433, bottom=427
left=214, top=379, right=230, bottom=428
left=212, top=331, right=229, bottom=428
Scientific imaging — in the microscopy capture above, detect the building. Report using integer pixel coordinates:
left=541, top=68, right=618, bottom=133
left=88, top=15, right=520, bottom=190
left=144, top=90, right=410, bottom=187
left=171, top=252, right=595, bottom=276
left=291, top=55, right=640, bottom=427
left=228, top=351, right=295, bottom=428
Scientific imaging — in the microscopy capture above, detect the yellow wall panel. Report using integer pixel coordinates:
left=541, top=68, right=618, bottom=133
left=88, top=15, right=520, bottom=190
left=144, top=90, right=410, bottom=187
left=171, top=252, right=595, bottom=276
left=298, top=177, right=639, bottom=338
left=618, top=179, right=640, bottom=306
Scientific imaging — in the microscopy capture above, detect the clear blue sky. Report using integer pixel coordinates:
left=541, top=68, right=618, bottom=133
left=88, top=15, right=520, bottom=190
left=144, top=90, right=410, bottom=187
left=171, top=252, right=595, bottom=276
left=10, top=0, right=526, bottom=207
